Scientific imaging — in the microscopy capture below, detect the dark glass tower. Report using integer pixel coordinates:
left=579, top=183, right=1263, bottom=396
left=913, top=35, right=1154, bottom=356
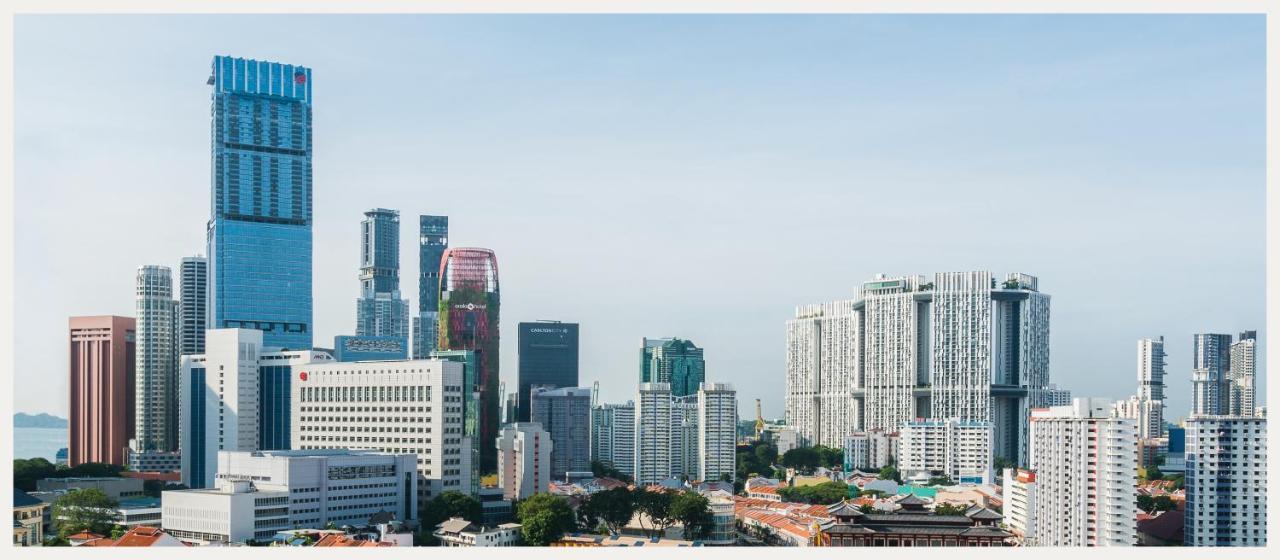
left=414, top=215, right=449, bottom=358
left=207, top=56, right=313, bottom=350
left=439, top=247, right=499, bottom=473
left=640, top=337, right=705, bottom=397
left=356, top=208, right=408, bottom=340
left=517, top=321, right=580, bottom=421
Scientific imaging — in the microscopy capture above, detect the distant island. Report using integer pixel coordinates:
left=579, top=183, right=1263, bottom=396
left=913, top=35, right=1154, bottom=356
left=13, top=413, right=68, bottom=429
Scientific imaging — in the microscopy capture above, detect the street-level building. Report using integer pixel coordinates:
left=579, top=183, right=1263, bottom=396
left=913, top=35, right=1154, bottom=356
left=434, top=518, right=521, bottom=546
left=1184, top=415, right=1267, bottom=547
left=162, top=449, right=416, bottom=545
left=291, top=358, right=472, bottom=502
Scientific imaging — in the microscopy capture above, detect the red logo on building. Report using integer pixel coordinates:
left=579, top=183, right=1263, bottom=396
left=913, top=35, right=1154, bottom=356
left=299, top=371, right=308, bottom=381
left=294, top=72, right=307, bottom=84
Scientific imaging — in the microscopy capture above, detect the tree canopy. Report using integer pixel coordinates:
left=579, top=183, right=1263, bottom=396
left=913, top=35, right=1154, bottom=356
left=579, top=487, right=635, bottom=535
left=635, top=489, right=676, bottom=538
left=735, top=440, right=779, bottom=482
left=418, top=491, right=483, bottom=545
left=53, top=488, right=119, bottom=537
left=877, top=465, right=902, bottom=483
left=669, top=492, right=713, bottom=540
left=590, top=460, right=634, bottom=484
left=777, top=481, right=854, bottom=505
left=516, top=493, right=576, bottom=546
left=13, top=459, right=126, bottom=492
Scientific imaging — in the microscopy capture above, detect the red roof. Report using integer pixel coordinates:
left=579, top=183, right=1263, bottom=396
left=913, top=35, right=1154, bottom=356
left=314, top=534, right=392, bottom=547
left=113, top=526, right=185, bottom=547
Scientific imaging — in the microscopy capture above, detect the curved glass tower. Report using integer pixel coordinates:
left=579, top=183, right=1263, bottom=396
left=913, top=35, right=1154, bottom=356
left=438, top=247, right=500, bottom=473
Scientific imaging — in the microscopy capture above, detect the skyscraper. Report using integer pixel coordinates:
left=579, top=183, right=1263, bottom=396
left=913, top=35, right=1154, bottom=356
left=68, top=316, right=136, bottom=466
left=517, top=321, right=580, bottom=421
left=529, top=386, right=592, bottom=480
left=1132, top=337, right=1167, bottom=439
left=134, top=265, right=176, bottom=453
left=414, top=215, right=448, bottom=358
left=207, top=56, right=313, bottom=350
left=785, top=271, right=1050, bottom=466
left=178, top=256, right=208, bottom=356
left=1192, top=333, right=1233, bottom=416
left=635, top=383, right=674, bottom=485
left=640, top=337, right=705, bottom=397
left=1028, top=398, right=1137, bottom=546
left=438, top=247, right=501, bottom=473
left=356, top=209, right=409, bottom=341
left=591, top=401, right=635, bottom=477
left=1228, top=332, right=1258, bottom=416
left=1184, top=416, right=1267, bottom=546
left=697, top=383, right=738, bottom=483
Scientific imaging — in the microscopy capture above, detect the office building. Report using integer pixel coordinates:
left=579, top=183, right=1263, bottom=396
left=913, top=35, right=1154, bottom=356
left=1028, top=398, right=1137, bottom=546
left=179, top=329, right=333, bottom=487
left=1192, top=333, right=1233, bottom=416
left=355, top=208, right=409, bottom=342
left=414, top=215, right=448, bottom=359
left=162, top=450, right=416, bottom=545
left=640, top=338, right=705, bottom=397
left=785, top=300, right=858, bottom=448
left=786, top=272, right=1050, bottom=466
left=356, top=293, right=410, bottom=343
left=496, top=423, right=551, bottom=500
left=207, top=56, right=314, bottom=350
left=898, top=418, right=992, bottom=484
left=69, top=316, right=136, bottom=467
left=697, top=383, right=737, bottom=483
left=517, top=321, right=579, bottom=421
left=590, top=401, right=635, bottom=477
left=635, top=383, right=675, bottom=485
left=134, top=265, right=177, bottom=453
left=333, top=335, right=408, bottom=362
left=1001, top=468, right=1037, bottom=545
left=291, top=358, right=473, bottom=502
left=178, top=256, right=208, bottom=356
left=1228, top=332, right=1258, bottom=416
left=1042, top=384, right=1071, bottom=407
left=1184, top=416, right=1267, bottom=547
left=438, top=247, right=500, bottom=473
left=529, top=386, right=591, bottom=480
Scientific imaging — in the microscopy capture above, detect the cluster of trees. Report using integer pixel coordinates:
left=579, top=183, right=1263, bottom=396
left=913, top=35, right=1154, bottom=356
left=14, top=458, right=125, bottom=492
left=735, top=440, right=780, bottom=483
left=590, top=460, right=634, bottom=484
left=1140, top=464, right=1185, bottom=490
left=514, top=487, right=717, bottom=546
left=776, top=481, right=854, bottom=504
left=877, top=464, right=901, bottom=484
left=1137, top=494, right=1177, bottom=514
left=416, top=491, right=484, bottom=545
left=779, top=446, right=844, bottom=474
left=50, top=488, right=119, bottom=540
left=933, top=503, right=969, bottom=516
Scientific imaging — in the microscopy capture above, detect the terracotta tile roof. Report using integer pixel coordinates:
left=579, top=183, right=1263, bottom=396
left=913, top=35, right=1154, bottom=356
left=67, top=531, right=105, bottom=541
left=112, top=526, right=187, bottom=547
left=1137, top=509, right=1185, bottom=543
left=314, top=534, right=392, bottom=547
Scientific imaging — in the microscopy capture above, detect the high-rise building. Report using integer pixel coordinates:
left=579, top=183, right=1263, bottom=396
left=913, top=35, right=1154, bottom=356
left=430, top=349, right=482, bottom=496
left=672, top=396, right=700, bottom=479
left=1001, top=468, right=1037, bottom=545
left=1184, top=415, right=1267, bottom=547
left=1042, top=384, right=1072, bottom=407
left=178, top=257, right=208, bottom=356
left=635, top=383, right=674, bottom=485
left=517, top=321, right=580, bottom=422
left=1111, top=395, right=1164, bottom=442
left=356, top=208, right=409, bottom=342
left=69, top=316, right=136, bottom=466
left=496, top=423, right=551, bottom=500
left=786, top=272, right=1050, bottom=466
left=207, top=56, right=313, bottom=350
left=162, top=450, right=417, bottom=545
left=590, top=401, right=635, bottom=477
left=179, top=329, right=333, bottom=488
left=134, top=265, right=177, bottom=453
left=1133, top=336, right=1167, bottom=438
left=844, top=429, right=899, bottom=471
left=697, top=383, right=737, bottom=483
left=1028, top=398, right=1137, bottom=546
left=1228, top=333, right=1258, bottom=416
left=438, top=247, right=500, bottom=473
left=529, top=386, right=591, bottom=480
left=785, top=300, right=858, bottom=448
left=1192, top=333, right=1233, bottom=416
left=640, top=337, right=705, bottom=397
left=291, top=358, right=473, bottom=502
left=898, top=418, right=993, bottom=484
left=414, top=215, right=448, bottom=358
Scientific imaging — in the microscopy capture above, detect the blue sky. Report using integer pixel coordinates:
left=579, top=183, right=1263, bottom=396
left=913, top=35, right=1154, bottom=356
left=14, top=14, right=1265, bottom=421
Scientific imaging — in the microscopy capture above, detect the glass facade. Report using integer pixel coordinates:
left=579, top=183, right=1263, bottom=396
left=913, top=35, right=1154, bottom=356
left=430, top=349, right=480, bottom=495
left=207, top=56, right=313, bottom=350
left=258, top=364, right=291, bottom=450
left=438, top=248, right=499, bottom=473
left=640, top=337, right=706, bottom=397
left=517, top=321, right=580, bottom=422
left=187, top=366, right=207, bottom=488
left=415, top=215, right=448, bottom=358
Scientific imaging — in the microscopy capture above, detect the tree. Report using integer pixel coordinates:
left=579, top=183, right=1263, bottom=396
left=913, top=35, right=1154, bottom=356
left=583, top=487, right=634, bottom=535
left=417, top=491, right=483, bottom=545
left=1136, top=494, right=1154, bottom=513
left=877, top=465, right=901, bottom=484
left=736, top=440, right=779, bottom=483
left=516, top=493, right=576, bottom=546
left=927, top=475, right=955, bottom=487
left=1145, top=464, right=1164, bottom=481
left=858, top=504, right=874, bottom=514
left=635, top=489, right=675, bottom=537
left=813, top=446, right=845, bottom=469
left=53, top=488, right=119, bottom=537
left=933, top=503, right=968, bottom=516
left=591, top=460, right=634, bottom=484
left=670, top=492, right=713, bottom=540
left=1151, top=495, right=1176, bottom=512
left=778, top=481, right=851, bottom=505
left=780, top=447, right=820, bottom=473
left=14, top=458, right=58, bottom=491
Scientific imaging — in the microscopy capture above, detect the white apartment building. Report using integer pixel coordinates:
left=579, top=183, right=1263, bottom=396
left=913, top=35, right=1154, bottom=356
left=898, top=418, right=992, bottom=484
left=1192, top=333, right=1233, bottom=416
left=1228, top=334, right=1258, bottom=416
left=1028, top=398, right=1137, bottom=546
left=844, top=429, right=899, bottom=472
left=698, top=383, right=738, bottom=483
left=180, top=329, right=333, bottom=488
left=1111, top=395, right=1164, bottom=443
left=786, top=272, right=1050, bottom=466
left=1001, top=468, right=1037, bottom=545
left=590, top=401, right=635, bottom=477
left=291, top=358, right=472, bottom=503
left=1184, top=415, right=1267, bottom=547
left=785, top=300, right=859, bottom=448
left=496, top=422, right=551, bottom=500
left=636, top=383, right=675, bottom=485
left=162, top=449, right=416, bottom=545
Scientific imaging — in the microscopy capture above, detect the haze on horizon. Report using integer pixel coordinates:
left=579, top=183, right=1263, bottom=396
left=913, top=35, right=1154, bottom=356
left=13, top=14, right=1266, bottom=422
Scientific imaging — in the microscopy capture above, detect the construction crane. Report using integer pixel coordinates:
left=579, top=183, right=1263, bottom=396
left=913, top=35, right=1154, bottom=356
left=755, top=398, right=766, bottom=439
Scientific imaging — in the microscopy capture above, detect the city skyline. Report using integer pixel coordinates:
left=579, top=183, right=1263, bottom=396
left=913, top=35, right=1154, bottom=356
left=14, top=14, right=1266, bottom=421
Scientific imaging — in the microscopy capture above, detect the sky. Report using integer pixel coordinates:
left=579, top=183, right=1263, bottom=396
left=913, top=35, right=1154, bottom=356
left=13, top=14, right=1266, bottom=423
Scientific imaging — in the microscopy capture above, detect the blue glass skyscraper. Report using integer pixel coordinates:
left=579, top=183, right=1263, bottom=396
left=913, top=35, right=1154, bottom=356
left=413, top=215, right=448, bottom=358
left=206, top=56, right=313, bottom=350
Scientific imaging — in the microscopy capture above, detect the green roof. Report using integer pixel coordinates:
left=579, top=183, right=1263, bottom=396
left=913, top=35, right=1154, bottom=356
left=896, top=485, right=937, bottom=498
